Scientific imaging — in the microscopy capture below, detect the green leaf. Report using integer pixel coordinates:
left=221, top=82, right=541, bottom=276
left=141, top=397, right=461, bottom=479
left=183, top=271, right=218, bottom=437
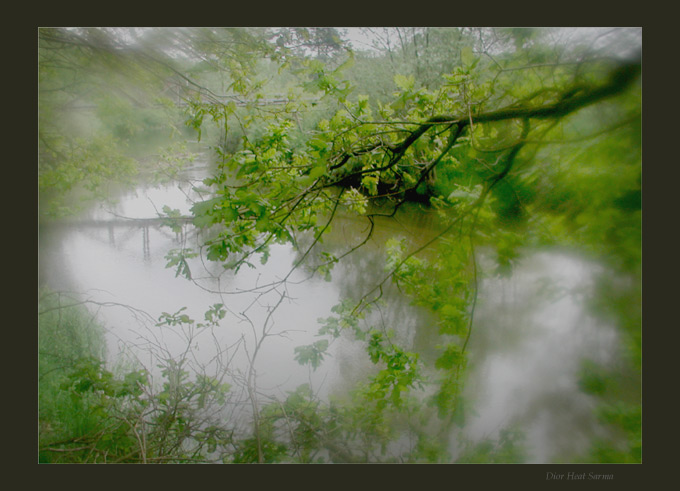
left=193, top=213, right=214, bottom=228
left=219, top=206, right=239, bottom=223
left=394, top=74, right=415, bottom=91
left=293, top=339, right=330, bottom=370
left=435, top=344, right=464, bottom=370
left=255, top=215, right=271, bottom=232
left=308, top=164, right=326, bottom=181
left=391, top=96, right=406, bottom=111
left=191, top=197, right=221, bottom=217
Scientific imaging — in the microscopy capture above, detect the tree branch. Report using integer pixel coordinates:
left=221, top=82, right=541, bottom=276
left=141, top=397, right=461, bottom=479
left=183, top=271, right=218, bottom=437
left=327, top=59, right=640, bottom=180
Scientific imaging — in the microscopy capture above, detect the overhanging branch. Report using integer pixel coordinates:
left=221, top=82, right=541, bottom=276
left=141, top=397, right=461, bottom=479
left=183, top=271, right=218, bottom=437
left=328, top=59, right=640, bottom=178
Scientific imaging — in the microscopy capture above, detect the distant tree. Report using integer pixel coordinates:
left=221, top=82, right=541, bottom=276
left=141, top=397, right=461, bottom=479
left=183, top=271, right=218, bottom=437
left=38, top=27, right=275, bottom=217
left=270, top=27, right=349, bottom=60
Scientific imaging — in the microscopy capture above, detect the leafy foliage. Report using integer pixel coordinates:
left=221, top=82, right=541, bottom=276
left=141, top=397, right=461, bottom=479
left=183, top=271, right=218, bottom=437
left=39, top=27, right=641, bottom=463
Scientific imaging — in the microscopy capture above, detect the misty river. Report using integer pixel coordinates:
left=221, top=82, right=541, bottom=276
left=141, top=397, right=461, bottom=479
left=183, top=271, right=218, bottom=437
left=38, top=150, right=632, bottom=463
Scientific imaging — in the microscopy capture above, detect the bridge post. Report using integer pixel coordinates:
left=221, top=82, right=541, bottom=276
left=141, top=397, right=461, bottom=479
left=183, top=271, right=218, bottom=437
left=142, top=225, right=150, bottom=261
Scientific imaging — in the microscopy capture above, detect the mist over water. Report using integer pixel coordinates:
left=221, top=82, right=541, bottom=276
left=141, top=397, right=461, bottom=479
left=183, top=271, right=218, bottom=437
left=462, top=253, right=622, bottom=462
left=38, top=158, right=628, bottom=462
left=38, top=27, right=641, bottom=465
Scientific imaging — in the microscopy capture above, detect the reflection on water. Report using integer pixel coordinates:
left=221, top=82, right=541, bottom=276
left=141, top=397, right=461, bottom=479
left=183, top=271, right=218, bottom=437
left=38, top=161, right=631, bottom=462
left=462, top=253, right=622, bottom=462
left=39, top=162, right=347, bottom=403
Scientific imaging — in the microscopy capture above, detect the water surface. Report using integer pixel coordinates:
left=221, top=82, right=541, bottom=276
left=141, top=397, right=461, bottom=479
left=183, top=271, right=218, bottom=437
left=38, top=155, right=628, bottom=462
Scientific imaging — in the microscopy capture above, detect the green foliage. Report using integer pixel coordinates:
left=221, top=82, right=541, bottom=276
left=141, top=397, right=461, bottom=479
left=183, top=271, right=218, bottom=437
left=362, top=340, right=421, bottom=410
left=317, top=300, right=424, bottom=411
left=386, top=237, right=472, bottom=341
left=576, top=351, right=641, bottom=463
left=294, top=339, right=329, bottom=369
left=39, top=293, right=237, bottom=463
left=38, top=134, right=139, bottom=218
left=589, top=403, right=642, bottom=463
left=231, top=438, right=288, bottom=463
left=318, top=299, right=365, bottom=338
left=457, top=428, right=527, bottom=463
left=39, top=290, right=108, bottom=440
left=164, top=249, right=199, bottom=280
left=39, top=28, right=641, bottom=463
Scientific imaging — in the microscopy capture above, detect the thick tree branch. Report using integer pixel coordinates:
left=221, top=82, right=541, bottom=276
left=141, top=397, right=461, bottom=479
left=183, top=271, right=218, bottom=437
left=328, top=60, right=640, bottom=182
